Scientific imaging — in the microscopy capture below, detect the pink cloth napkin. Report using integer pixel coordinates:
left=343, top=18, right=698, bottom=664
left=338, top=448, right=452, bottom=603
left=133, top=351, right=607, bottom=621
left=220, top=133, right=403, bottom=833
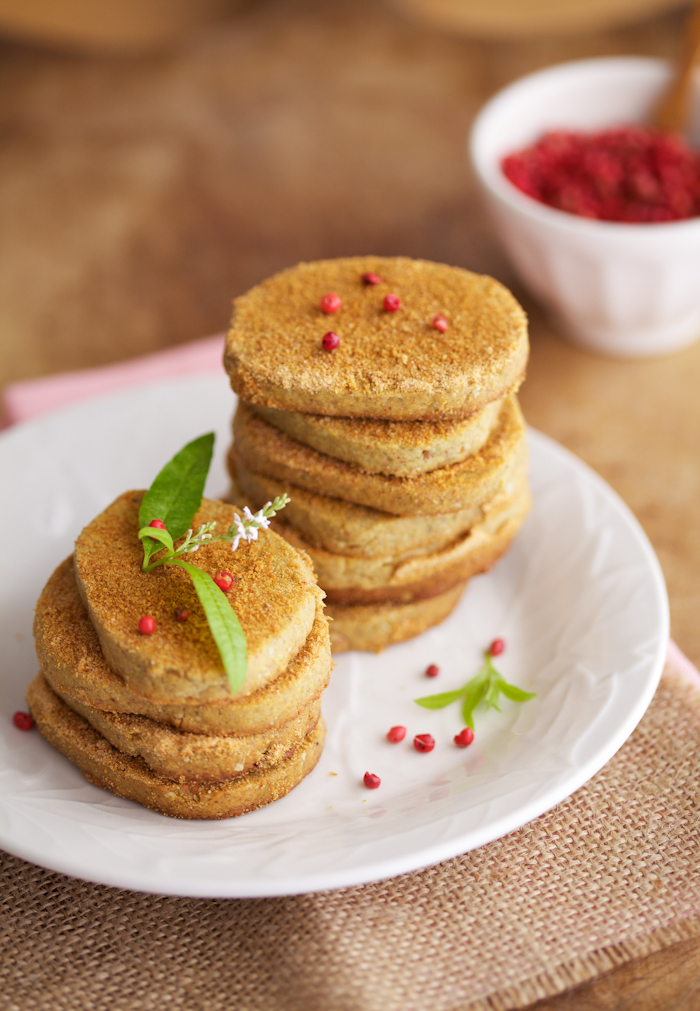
left=1, top=333, right=225, bottom=426
left=2, top=334, right=697, bottom=680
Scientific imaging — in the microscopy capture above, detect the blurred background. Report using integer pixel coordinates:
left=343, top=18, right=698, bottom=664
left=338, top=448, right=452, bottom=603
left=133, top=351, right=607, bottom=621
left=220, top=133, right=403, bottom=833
left=0, top=0, right=689, bottom=384
left=0, top=0, right=698, bottom=666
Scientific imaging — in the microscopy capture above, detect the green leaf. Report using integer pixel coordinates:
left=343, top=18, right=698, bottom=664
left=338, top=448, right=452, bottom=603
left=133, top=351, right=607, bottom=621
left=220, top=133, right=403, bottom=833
left=139, top=433, right=215, bottom=566
left=483, top=675, right=503, bottom=711
left=414, top=688, right=467, bottom=710
left=500, top=682, right=537, bottom=702
left=168, top=558, right=247, bottom=694
left=138, top=525, right=174, bottom=558
left=461, top=674, right=488, bottom=730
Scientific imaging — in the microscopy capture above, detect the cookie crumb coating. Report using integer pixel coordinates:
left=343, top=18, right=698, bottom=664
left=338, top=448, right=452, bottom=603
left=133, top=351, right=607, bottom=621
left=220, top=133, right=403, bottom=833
left=251, top=398, right=503, bottom=477
left=74, top=493, right=322, bottom=704
left=28, top=675, right=326, bottom=820
left=225, top=257, right=528, bottom=420
left=231, top=396, right=526, bottom=517
left=35, top=558, right=332, bottom=737
left=328, top=583, right=467, bottom=653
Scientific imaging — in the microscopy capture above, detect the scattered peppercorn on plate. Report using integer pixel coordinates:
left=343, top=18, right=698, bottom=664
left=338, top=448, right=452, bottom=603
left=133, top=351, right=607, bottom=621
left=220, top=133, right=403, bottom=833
left=0, top=375, right=667, bottom=896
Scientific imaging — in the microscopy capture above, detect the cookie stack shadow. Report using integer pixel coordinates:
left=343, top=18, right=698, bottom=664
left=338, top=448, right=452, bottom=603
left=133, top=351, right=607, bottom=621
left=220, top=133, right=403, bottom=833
left=28, top=494, right=332, bottom=819
left=225, top=256, right=531, bottom=653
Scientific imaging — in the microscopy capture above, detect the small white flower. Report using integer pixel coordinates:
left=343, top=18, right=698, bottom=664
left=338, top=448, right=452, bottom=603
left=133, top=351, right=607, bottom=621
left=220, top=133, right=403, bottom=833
left=226, top=498, right=287, bottom=552
left=254, top=508, right=271, bottom=529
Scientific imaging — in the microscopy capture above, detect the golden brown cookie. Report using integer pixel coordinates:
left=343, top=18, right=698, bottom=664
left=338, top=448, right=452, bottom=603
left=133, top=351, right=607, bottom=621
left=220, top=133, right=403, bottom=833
left=35, top=557, right=332, bottom=736
left=276, top=477, right=530, bottom=605
left=231, top=396, right=526, bottom=517
left=53, top=682, right=322, bottom=784
left=327, top=583, right=467, bottom=653
left=230, top=455, right=494, bottom=558
left=224, top=257, right=528, bottom=420
left=27, top=674, right=326, bottom=820
left=251, top=398, right=503, bottom=477
left=74, top=493, right=323, bottom=703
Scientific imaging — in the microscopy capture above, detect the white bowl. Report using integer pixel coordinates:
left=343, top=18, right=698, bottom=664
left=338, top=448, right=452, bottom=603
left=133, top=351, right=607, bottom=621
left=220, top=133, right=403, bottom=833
left=469, top=58, right=700, bottom=357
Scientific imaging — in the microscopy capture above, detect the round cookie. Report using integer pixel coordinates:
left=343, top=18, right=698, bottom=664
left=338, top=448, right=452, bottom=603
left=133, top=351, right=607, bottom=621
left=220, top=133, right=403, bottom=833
left=224, top=257, right=528, bottom=420
left=327, top=583, right=467, bottom=653
left=27, top=675, right=326, bottom=821
left=35, top=557, right=332, bottom=737
left=74, top=493, right=323, bottom=704
left=250, top=398, right=503, bottom=477
left=231, top=396, right=526, bottom=517
left=229, top=455, right=492, bottom=559
left=276, top=477, right=530, bottom=605
left=54, top=682, right=323, bottom=784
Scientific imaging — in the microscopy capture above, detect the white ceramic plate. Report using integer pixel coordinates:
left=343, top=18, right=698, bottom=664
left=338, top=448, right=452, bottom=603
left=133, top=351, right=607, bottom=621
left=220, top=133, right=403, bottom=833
left=0, top=374, right=669, bottom=897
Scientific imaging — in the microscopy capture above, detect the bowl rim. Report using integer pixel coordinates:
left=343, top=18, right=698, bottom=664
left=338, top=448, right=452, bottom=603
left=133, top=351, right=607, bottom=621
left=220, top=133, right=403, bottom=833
left=468, top=55, right=700, bottom=236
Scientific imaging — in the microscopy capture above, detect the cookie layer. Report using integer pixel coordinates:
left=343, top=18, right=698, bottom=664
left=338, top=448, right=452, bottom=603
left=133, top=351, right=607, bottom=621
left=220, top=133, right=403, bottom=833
left=276, top=478, right=530, bottom=604
left=53, top=680, right=322, bottom=784
left=251, top=398, right=502, bottom=477
left=28, top=675, right=326, bottom=820
left=74, top=493, right=322, bottom=703
left=232, top=396, right=526, bottom=517
left=327, top=583, right=467, bottom=653
left=224, top=257, right=528, bottom=420
left=230, top=456, right=490, bottom=558
left=35, top=557, right=332, bottom=736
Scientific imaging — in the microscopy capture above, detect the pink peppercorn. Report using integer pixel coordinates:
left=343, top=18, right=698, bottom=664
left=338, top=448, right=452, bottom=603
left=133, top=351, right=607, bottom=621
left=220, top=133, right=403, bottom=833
left=12, top=712, right=34, bottom=731
left=432, top=314, right=448, bottom=333
left=490, top=638, right=505, bottom=656
left=320, top=292, right=341, bottom=314
left=413, top=733, right=435, bottom=753
left=174, top=607, right=190, bottom=622
left=364, top=772, right=381, bottom=789
left=214, top=571, right=235, bottom=592
left=138, top=615, right=156, bottom=635
left=387, top=725, right=407, bottom=743
left=454, top=727, right=475, bottom=748
left=362, top=272, right=382, bottom=285
left=501, top=126, right=700, bottom=223
left=383, top=294, right=401, bottom=312
left=426, top=664, right=439, bottom=678
left=322, top=331, right=340, bottom=350
left=149, top=519, right=166, bottom=529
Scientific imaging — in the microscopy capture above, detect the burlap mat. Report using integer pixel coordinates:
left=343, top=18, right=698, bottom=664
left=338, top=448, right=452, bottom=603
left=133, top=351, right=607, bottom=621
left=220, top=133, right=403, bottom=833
left=2, top=658, right=700, bottom=1011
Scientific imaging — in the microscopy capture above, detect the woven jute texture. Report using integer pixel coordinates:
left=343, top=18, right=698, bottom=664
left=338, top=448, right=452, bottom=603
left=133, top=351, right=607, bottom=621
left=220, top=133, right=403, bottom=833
left=2, top=660, right=700, bottom=1011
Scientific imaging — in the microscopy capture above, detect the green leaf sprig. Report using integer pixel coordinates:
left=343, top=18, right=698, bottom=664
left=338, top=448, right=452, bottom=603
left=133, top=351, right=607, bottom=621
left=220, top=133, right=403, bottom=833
left=139, top=433, right=215, bottom=569
left=415, top=641, right=536, bottom=730
left=136, top=434, right=289, bottom=694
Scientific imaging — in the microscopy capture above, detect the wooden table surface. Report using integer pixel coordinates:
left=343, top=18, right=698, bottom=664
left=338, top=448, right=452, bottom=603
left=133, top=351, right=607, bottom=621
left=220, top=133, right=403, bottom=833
left=1, top=0, right=699, bottom=1005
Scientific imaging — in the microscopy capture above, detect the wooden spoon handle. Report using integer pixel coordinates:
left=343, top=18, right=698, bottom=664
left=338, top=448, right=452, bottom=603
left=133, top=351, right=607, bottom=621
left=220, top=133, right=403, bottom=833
left=653, top=0, right=700, bottom=133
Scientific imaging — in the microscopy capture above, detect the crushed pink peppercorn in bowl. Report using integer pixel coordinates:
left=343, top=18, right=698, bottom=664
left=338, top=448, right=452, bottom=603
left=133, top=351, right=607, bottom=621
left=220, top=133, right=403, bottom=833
left=469, top=57, right=700, bottom=357
left=502, top=126, right=700, bottom=224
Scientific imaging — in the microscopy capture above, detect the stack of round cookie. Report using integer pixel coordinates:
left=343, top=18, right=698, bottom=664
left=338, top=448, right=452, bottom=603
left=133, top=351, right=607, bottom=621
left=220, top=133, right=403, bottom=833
left=225, top=256, right=530, bottom=653
left=29, top=493, right=332, bottom=819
